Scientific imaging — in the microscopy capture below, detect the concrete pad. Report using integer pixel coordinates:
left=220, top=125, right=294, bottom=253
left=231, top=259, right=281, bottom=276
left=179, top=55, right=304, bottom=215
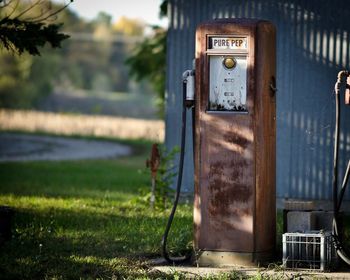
left=151, top=264, right=350, bottom=279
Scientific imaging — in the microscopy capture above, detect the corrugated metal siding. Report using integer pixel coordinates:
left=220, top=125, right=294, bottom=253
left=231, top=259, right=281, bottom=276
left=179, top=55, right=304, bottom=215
left=165, top=0, right=350, bottom=200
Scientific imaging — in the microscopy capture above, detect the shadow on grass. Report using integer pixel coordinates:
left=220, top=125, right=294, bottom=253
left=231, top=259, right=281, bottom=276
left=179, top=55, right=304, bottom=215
left=0, top=205, right=192, bottom=279
left=0, top=250, right=171, bottom=280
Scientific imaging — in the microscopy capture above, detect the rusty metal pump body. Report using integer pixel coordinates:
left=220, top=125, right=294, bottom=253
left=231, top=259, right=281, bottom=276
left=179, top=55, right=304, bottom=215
left=193, top=19, right=276, bottom=266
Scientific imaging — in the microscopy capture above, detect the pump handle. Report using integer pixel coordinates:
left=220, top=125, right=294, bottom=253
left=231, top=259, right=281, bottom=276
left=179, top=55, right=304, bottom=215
left=183, top=70, right=195, bottom=108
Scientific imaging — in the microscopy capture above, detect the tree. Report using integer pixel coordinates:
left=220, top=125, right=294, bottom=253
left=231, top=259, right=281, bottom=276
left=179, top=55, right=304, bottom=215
left=125, top=0, right=168, bottom=118
left=0, top=0, right=71, bottom=108
left=0, top=0, right=72, bottom=56
left=126, top=26, right=166, bottom=116
left=113, top=16, right=144, bottom=37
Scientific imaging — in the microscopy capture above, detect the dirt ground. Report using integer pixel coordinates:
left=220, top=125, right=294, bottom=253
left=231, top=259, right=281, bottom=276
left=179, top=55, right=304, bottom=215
left=152, top=264, right=350, bottom=279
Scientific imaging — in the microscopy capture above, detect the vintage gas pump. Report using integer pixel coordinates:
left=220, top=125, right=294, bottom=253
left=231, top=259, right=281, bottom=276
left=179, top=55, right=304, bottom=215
left=162, top=19, right=276, bottom=267
left=193, top=18, right=276, bottom=266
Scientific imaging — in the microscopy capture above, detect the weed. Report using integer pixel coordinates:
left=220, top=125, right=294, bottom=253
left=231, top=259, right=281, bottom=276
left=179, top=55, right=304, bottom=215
left=133, top=144, right=179, bottom=211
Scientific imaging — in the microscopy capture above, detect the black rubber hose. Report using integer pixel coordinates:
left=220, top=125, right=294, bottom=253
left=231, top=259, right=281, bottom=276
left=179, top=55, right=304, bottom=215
left=332, top=72, right=350, bottom=265
left=337, top=159, right=350, bottom=212
left=160, top=80, right=191, bottom=264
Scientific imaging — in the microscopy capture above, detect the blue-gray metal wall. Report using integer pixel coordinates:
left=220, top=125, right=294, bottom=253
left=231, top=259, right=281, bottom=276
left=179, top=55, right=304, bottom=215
left=165, top=0, right=350, bottom=200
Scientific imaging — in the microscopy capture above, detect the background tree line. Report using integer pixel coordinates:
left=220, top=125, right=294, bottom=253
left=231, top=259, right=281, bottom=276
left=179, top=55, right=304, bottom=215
left=0, top=0, right=166, bottom=115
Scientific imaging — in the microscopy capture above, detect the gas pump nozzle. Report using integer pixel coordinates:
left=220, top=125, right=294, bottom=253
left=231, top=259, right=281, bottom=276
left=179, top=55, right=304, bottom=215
left=183, top=69, right=195, bottom=108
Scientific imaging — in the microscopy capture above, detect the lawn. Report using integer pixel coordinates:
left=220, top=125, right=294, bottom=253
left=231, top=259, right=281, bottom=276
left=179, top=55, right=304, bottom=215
left=2, top=136, right=348, bottom=279
left=0, top=139, right=192, bottom=279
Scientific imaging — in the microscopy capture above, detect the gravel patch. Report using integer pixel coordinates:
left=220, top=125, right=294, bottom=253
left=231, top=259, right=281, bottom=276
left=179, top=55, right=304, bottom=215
left=0, top=133, right=132, bottom=162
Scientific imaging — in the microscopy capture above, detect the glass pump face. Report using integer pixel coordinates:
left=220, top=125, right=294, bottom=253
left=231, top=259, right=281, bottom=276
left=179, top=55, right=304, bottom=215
left=209, top=55, right=247, bottom=112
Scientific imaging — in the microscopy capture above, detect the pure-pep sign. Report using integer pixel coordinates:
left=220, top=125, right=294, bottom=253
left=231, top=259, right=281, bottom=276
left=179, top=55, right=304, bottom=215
left=210, top=37, right=248, bottom=50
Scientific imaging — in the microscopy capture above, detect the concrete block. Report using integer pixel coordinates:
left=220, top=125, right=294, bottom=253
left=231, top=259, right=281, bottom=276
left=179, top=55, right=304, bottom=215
left=313, top=211, right=334, bottom=231
left=287, top=211, right=316, bottom=232
left=284, top=200, right=316, bottom=211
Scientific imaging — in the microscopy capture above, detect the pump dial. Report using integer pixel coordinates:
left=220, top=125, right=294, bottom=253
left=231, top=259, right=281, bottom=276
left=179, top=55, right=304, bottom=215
left=223, top=57, right=236, bottom=70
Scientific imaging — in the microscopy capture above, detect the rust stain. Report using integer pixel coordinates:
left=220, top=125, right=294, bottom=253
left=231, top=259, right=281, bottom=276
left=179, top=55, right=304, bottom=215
left=218, top=218, right=238, bottom=231
left=229, top=159, right=248, bottom=178
left=227, top=183, right=252, bottom=203
left=230, top=167, right=241, bottom=178
left=146, top=143, right=160, bottom=178
left=208, top=175, right=252, bottom=218
left=224, top=132, right=250, bottom=149
left=208, top=161, right=224, bottom=178
left=208, top=159, right=253, bottom=220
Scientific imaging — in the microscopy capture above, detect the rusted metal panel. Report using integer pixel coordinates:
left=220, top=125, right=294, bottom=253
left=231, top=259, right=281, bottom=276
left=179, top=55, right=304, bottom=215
left=254, top=21, right=276, bottom=253
left=194, top=19, right=276, bottom=263
left=198, top=114, right=255, bottom=252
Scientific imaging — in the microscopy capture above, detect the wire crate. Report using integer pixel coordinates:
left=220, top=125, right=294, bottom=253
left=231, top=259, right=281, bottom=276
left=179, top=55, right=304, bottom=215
left=282, top=231, right=337, bottom=271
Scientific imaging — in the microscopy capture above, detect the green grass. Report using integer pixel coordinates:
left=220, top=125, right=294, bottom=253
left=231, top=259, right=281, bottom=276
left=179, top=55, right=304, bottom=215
left=0, top=139, right=192, bottom=279
left=2, top=134, right=344, bottom=279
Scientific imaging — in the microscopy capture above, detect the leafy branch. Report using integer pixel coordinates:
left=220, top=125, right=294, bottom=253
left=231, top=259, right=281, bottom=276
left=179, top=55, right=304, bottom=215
left=0, top=0, right=72, bottom=55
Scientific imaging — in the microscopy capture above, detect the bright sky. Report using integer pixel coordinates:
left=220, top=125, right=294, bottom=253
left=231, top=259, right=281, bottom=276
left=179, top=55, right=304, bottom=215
left=66, top=0, right=168, bottom=27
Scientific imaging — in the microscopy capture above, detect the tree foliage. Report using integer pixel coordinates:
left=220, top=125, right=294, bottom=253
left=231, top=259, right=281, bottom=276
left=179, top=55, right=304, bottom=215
left=0, top=18, right=68, bottom=55
left=0, top=0, right=157, bottom=112
left=126, top=26, right=166, bottom=117
left=126, top=0, right=168, bottom=118
left=0, top=49, right=59, bottom=108
left=0, top=0, right=71, bottom=55
left=113, top=16, right=144, bottom=36
left=0, top=0, right=71, bottom=108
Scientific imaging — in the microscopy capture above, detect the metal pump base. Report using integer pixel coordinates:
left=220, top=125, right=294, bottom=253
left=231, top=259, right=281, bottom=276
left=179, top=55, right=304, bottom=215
left=195, top=250, right=273, bottom=267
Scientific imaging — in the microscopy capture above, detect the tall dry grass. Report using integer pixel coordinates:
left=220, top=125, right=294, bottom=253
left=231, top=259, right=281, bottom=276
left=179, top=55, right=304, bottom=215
left=0, top=109, right=164, bottom=142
